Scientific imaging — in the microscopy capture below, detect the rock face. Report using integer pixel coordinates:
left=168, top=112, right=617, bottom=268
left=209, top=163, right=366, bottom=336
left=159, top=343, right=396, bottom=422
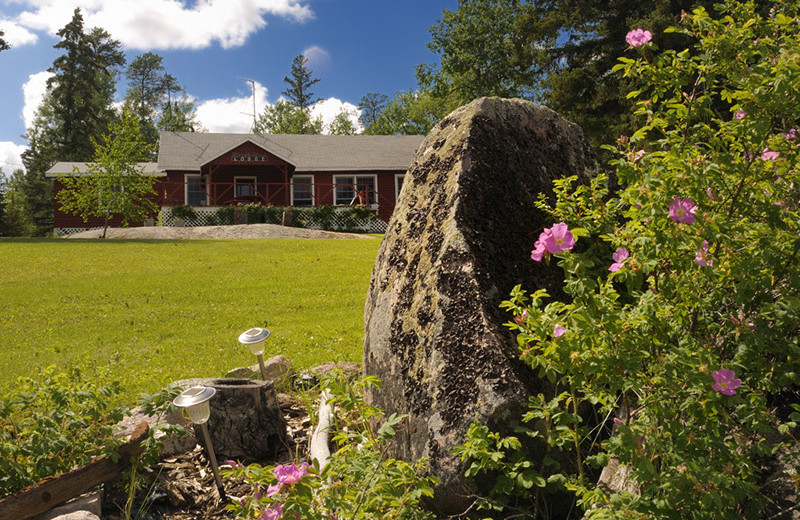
left=363, top=97, right=596, bottom=514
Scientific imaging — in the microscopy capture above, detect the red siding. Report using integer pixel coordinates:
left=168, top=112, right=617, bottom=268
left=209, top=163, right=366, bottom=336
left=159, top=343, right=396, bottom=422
left=53, top=179, right=163, bottom=230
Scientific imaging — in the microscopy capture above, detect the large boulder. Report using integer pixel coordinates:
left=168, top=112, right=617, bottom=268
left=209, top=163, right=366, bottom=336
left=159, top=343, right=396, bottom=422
left=363, top=97, right=597, bottom=514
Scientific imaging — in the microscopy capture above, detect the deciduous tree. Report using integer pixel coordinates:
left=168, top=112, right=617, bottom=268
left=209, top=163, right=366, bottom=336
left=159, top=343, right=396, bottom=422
left=253, top=101, right=323, bottom=135
left=0, top=29, right=9, bottom=52
left=365, top=89, right=453, bottom=136
left=55, top=112, right=159, bottom=238
left=418, top=0, right=536, bottom=106
left=328, top=110, right=358, bottom=135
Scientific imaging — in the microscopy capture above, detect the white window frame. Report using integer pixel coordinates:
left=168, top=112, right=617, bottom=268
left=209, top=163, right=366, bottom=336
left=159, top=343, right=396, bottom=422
left=234, top=176, right=257, bottom=198
left=291, top=175, right=315, bottom=206
left=185, top=174, right=208, bottom=206
left=333, top=174, right=378, bottom=207
left=394, top=174, right=406, bottom=201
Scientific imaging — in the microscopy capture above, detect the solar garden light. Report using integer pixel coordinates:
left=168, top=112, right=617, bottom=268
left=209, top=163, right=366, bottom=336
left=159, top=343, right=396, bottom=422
left=238, top=327, right=270, bottom=380
left=173, top=386, right=226, bottom=499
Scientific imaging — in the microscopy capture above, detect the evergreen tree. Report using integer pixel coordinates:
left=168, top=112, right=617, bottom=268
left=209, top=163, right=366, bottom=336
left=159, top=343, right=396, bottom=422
left=159, top=74, right=200, bottom=132
left=0, top=169, right=34, bottom=237
left=282, top=55, right=320, bottom=109
left=47, top=9, right=124, bottom=161
left=0, top=29, right=9, bottom=52
left=357, top=93, right=389, bottom=129
left=158, top=95, right=201, bottom=133
left=123, top=52, right=167, bottom=155
left=19, top=8, right=124, bottom=235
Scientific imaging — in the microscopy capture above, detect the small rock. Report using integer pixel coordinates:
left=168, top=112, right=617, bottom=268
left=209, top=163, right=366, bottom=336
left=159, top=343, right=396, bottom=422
left=115, top=406, right=196, bottom=457
left=308, top=361, right=361, bottom=379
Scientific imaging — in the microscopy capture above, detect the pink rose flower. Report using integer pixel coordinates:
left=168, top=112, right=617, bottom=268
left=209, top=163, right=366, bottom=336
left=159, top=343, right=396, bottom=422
left=712, top=369, right=741, bottom=396
left=260, top=503, right=284, bottom=520
left=760, top=148, right=779, bottom=161
left=695, top=240, right=713, bottom=267
left=274, top=462, right=309, bottom=486
left=553, top=325, right=567, bottom=338
left=734, top=109, right=746, bottom=120
left=609, top=247, right=630, bottom=272
left=669, top=196, right=697, bottom=224
left=531, top=224, right=576, bottom=261
left=626, top=28, right=652, bottom=47
left=543, top=222, right=575, bottom=254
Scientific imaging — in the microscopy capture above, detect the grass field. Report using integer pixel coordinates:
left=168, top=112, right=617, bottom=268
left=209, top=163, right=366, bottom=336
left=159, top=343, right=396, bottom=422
left=0, top=237, right=381, bottom=403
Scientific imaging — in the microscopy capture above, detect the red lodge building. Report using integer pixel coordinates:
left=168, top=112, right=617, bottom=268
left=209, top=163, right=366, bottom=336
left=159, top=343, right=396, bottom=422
left=46, top=132, right=424, bottom=235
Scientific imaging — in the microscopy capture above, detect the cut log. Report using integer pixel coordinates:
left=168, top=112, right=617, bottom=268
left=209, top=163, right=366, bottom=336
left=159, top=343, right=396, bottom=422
left=0, top=423, right=149, bottom=520
left=176, top=378, right=289, bottom=462
left=309, top=389, right=333, bottom=470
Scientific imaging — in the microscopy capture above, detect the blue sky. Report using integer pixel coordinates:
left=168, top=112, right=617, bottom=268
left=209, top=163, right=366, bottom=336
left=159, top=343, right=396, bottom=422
left=0, top=0, right=458, bottom=172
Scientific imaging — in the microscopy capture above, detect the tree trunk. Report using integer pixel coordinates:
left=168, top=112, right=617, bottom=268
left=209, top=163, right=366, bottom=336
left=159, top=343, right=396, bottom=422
left=178, top=378, right=289, bottom=463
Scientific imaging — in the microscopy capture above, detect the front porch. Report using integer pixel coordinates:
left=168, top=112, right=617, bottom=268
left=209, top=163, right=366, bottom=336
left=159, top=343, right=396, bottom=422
left=159, top=178, right=385, bottom=213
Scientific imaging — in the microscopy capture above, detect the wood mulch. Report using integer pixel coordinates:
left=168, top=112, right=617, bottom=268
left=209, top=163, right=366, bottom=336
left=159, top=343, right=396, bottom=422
left=102, top=394, right=312, bottom=520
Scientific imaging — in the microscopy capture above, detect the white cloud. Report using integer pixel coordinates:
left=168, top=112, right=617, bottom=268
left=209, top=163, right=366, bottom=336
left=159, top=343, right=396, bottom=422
left=0, top=142, right=28, bottom=174
left=22, top=71, right=54, bottom=131
left=0, top=19, right=38, bottom=47
left=195, top=81, right=270, bottom=133
left=311, top=98, right=362, bottom=134
left=302, top=45, right=329, bottom=70
left=13, top=0, right=314, bottom=51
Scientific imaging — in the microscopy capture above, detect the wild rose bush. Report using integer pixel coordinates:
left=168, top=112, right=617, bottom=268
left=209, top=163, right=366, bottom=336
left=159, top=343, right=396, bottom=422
left=464, top=1, right=800, bottom=518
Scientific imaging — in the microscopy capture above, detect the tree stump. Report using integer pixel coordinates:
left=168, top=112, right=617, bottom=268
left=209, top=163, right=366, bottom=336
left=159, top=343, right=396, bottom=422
left=178, top=378, right=289, bottom=462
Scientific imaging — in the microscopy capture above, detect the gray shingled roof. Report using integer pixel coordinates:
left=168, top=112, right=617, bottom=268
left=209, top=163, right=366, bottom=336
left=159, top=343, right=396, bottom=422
left=157, top=132, right=425, bottom=172
left=46, top=162, right=160, bottom=177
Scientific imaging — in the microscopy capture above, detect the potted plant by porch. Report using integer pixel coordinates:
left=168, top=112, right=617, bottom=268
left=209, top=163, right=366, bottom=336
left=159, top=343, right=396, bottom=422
left=233, top=204, right=248, bottom=225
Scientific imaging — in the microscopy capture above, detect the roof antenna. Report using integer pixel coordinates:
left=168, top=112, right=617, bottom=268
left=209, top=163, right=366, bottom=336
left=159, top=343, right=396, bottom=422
left=238, top=77, right=257, bottom=132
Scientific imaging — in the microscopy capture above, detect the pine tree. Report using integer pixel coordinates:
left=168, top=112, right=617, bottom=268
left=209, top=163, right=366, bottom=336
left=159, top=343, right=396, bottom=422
left=282, top=55, right=320, bottom=109
left=357, top=93, right=389, bottom=128
left=20, top=8, right=124, bottom=235
left=47, top=9, right=124, bottom=161
left=123, top=52, right=167, bottom=155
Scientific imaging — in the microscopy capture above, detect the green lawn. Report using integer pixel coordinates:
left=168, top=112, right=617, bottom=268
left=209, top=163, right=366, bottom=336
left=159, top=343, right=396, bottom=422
left=0, top=237, right=381, bottom=402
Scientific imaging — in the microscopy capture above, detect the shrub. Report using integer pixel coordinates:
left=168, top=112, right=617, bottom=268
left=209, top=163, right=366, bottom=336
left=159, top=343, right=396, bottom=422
left=170, top=205, right=197, bottom=225
left=0, top=367, right=127, bottom=497
left=460, top=1, right=800, bottom=518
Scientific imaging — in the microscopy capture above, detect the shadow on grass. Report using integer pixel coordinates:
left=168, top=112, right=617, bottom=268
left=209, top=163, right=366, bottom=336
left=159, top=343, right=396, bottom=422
left=0, top=237, right=193, bottom=245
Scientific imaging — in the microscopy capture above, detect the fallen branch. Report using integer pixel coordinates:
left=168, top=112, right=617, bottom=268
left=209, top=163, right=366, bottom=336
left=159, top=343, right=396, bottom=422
left=0, top=422, right=149, bottom=520
left=309, top=389, right=333, bottom=470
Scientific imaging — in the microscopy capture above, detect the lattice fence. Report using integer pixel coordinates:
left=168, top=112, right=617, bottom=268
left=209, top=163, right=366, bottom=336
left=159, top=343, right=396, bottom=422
left=160, top=206, right=222, bottom=227
left=55, top=226, right=104, bottom=236
left=160, top=205, right=387, bottom=233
